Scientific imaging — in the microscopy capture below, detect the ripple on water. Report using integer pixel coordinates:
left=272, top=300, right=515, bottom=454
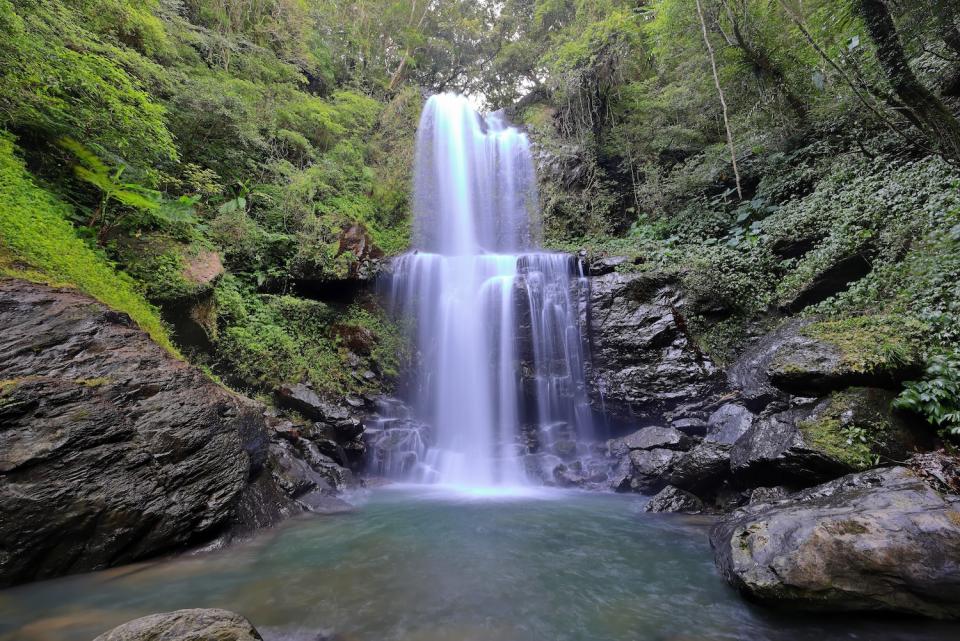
left=1, top=488, right=959, bottom=641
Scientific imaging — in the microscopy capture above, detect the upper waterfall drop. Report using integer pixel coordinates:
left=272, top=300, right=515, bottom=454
left=373, top=93, right=595, bottom=489
left=412, top=93, right=540, bottom=254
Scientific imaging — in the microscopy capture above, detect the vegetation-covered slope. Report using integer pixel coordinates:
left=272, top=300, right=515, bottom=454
left=1, top=0, right=959, bottom=434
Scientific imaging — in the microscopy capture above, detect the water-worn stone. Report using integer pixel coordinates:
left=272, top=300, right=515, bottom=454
left=627, top=448, right=681, bottom=493
left=0, top=280, right=289, bottom=587
left=93, top=608, right=263, bottom=641
left=643, top=485, right=704, bottom=514
left=665, top=442, right=732, bottom=494
left=730, top=407, right=853, bottom=487
left=589, top=271, right=718, bottom=422
left=705, top=403, right=755, bottom=445
left=607, top=426, right=691, bottom=457
left=711, top=465, right=960, bottom=619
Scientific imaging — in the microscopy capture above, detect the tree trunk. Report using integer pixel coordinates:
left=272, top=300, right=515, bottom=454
left=723, top=0, right=807, bottom=121
left=858, top=0, right=960, bottom=160
left=696, top=0, right=743, bottom=199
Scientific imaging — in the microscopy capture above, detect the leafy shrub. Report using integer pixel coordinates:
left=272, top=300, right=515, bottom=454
left=895, top=351, right=960, bottom=438
left=0, top=132, right=174, bottom=353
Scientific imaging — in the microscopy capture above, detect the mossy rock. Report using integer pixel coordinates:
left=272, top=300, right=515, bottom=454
left=766, top=316, right=922, bottom=393
left=797, top=387, right=925, bottom=470
left=116, top=234, right=223, bottom=306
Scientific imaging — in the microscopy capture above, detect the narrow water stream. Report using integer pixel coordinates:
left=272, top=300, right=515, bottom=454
left=2, top=488, right=957, bottom=641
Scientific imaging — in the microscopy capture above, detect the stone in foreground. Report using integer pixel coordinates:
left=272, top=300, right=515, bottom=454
left=93, top=609, right=263, bottom=641
left=710, top=465, right=960, bottom=619
left=643, top=485, right=704, bottom=513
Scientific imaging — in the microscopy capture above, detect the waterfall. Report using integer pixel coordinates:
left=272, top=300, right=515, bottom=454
left=370, top=94, right=594, bottom=488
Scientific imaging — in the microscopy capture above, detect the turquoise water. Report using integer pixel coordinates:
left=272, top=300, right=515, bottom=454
left=1, top=487, right=958, bottom=641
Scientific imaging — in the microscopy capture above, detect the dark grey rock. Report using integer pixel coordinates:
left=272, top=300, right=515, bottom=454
left=705, top=403, right=755, bottom=445
left=727, top=319, right=809, bottom=412
left=627, top=448, right=681, bottom=493
left=779, top=252, right=873, bottom=313
left=589, top=271, right=718, bottom=422
left=643, top=485, right=704, bottom=513
left=730, top=407, right=853, bottom=487
left=711, top=465, right=960, bottom=619
left=665, top=442, right=733, bottom=494
left=0, top=280, right=289, bottom=588
left=670, top=416, right=709, bottom=436
left=93, top=608, right=263, bottom=641
left=608, top=426, right=691, bottom=457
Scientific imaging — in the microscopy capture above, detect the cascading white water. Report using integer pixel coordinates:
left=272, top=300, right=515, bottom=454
left=373, top=93, right=594, bottom=487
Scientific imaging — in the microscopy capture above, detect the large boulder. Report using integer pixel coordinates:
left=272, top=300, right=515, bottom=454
left=589, top=271, right=718, bottom=421
left=730, top=388, right=923, bottom=487
left=710, top=464, right=960, bottom=619
left=730, top=406, right=854, bottom=487
left=765, top=318, right=920, bottom=394
left=93, top=608, right=263, bottom=641
left=0, top=280, right=288, bottom=587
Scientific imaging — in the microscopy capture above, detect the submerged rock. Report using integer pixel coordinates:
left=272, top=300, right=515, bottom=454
left=93, top=608, right=263, bottom=641
left=643, top=485, right=704, bottom=514
left=711, top=464, right=960, bottom=619
left=0, top=280, right=290, bottom=587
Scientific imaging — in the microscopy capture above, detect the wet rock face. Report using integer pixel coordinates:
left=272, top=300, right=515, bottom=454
left=729, top=406, right=855, bottom=487
left=588, top=270, right=718, bottom=422
left=711, top=464, right=960, bottom=619
left=92, top=608, right=263, bottom=641
left=0, top=280, right=286, bottom=587
left=643, top=485, right=704, bottom=514
left=606, top=425, right=691, bottom=457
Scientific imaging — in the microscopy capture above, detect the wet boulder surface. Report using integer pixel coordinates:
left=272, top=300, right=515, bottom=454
left=588, top=270, right=719, bottom=423
left=92, top=608, right=263, bottom=641
left=0, top=280, right=292, bottom=587
left=710, top=461, right=960, bottom=619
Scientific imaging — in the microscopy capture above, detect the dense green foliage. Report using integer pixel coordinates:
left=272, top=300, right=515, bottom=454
left=0, top=133, right=175, bottom=353
left=1, top=0, right=959, bottom=430
left=0, top=0, right=439, bottom=396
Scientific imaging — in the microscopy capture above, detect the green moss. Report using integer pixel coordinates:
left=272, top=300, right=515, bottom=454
left=0, top=133, right=176, bottom=355
left=801, top=315, right=922, bottom=376
left=799, top=417, right=872, bottom=469
left=798, top=388, right=897, bottom=469
left=210, top=276, right=404, bottom=398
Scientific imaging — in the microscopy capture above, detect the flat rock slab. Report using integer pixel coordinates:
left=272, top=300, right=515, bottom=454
left=710, top=466, right=960, bottom=619
left=93, top=608, right=263, bottom=641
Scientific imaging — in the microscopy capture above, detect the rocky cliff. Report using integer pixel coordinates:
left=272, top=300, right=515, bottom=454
left=0, top=279, right=357, bottom=587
